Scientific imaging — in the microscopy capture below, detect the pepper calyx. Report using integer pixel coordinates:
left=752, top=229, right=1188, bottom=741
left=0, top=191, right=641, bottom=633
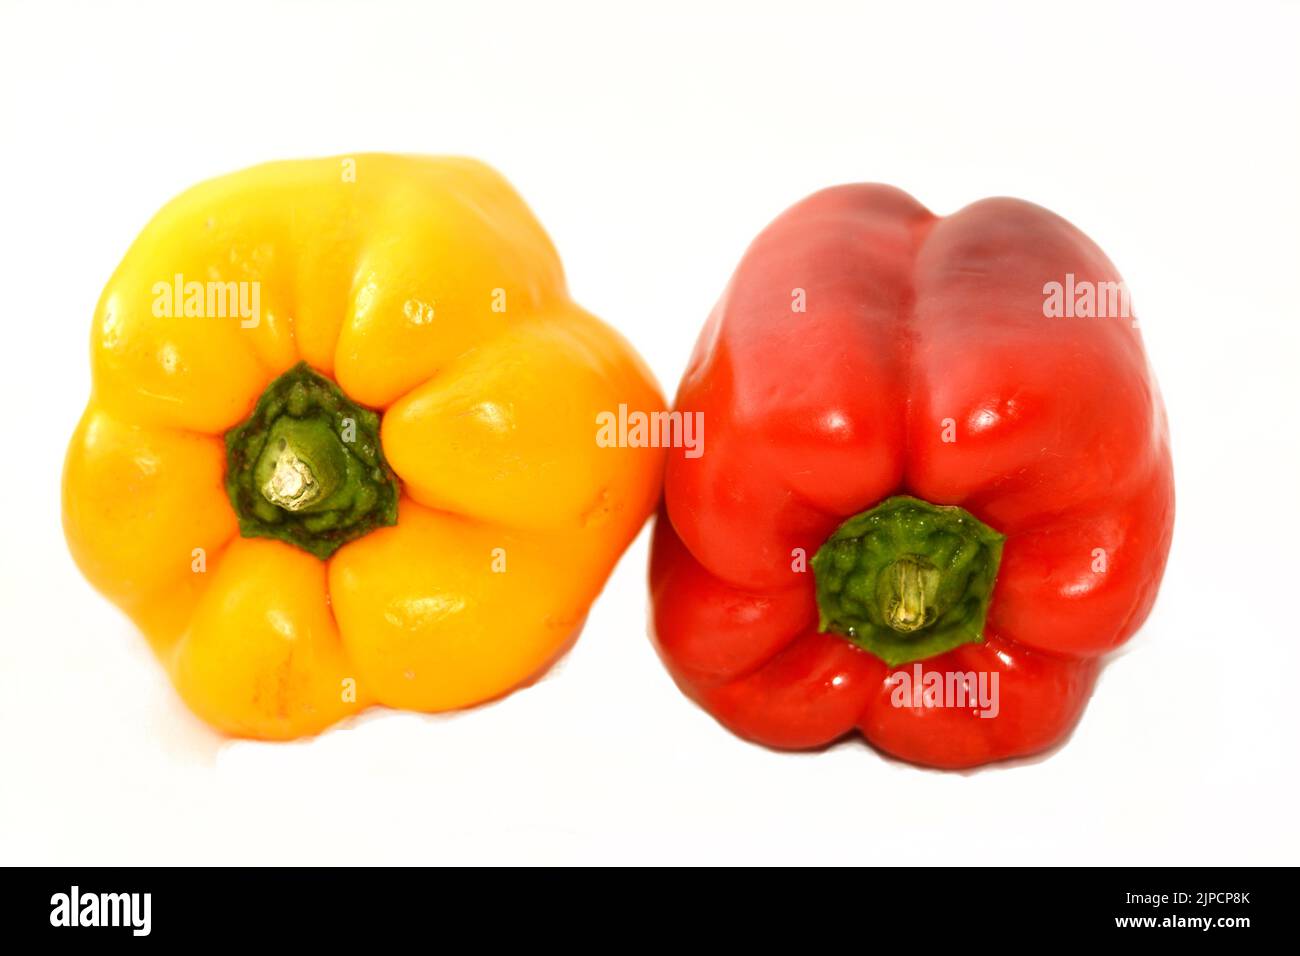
left=224, top=362, right=399, bottom=559
left=810, top=496, right=1004, bottom=667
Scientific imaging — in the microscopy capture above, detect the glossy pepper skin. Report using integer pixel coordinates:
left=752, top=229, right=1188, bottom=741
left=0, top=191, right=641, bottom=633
left=650, top=185, right=1173, bottom=769
left=64, top=154, right=664, bottom=739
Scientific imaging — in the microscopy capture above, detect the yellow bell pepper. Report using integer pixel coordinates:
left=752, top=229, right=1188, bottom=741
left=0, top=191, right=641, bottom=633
left=63, top=154, right=665, bottom=739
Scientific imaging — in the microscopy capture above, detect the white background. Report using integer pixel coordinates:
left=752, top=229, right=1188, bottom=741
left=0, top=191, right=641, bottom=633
left=2, top=0, right=1297, bottom=865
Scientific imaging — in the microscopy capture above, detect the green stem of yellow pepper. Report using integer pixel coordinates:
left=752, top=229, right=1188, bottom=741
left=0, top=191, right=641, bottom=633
left=224, top=362, right=399, bottom=559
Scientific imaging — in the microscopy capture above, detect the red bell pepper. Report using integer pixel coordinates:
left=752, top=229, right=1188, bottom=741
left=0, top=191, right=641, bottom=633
left=650, top=185, right=1174, bottom=768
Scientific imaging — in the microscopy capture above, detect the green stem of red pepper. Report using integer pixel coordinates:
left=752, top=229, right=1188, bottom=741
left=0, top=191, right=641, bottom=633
left=811, top=496, right=1005, bottom=667
left=224, top=362, right=399, bottom=559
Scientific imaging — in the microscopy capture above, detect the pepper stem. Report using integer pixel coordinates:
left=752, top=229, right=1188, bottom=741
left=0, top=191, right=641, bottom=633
left=883, top=556, right=939, bottom=632
left=254, top=415, right=348, bottom=512
left=224, top=363, right=400, bottom=559
left=262, top=443, right=322, bottom=510
left=811, top=496, right=1004, bottom=667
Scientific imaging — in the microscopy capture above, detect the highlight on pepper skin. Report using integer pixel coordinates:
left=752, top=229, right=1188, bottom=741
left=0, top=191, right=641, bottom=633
left=62, top=153, right=666, bottom=740
left=649, top=183, right=1174, bottom=770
